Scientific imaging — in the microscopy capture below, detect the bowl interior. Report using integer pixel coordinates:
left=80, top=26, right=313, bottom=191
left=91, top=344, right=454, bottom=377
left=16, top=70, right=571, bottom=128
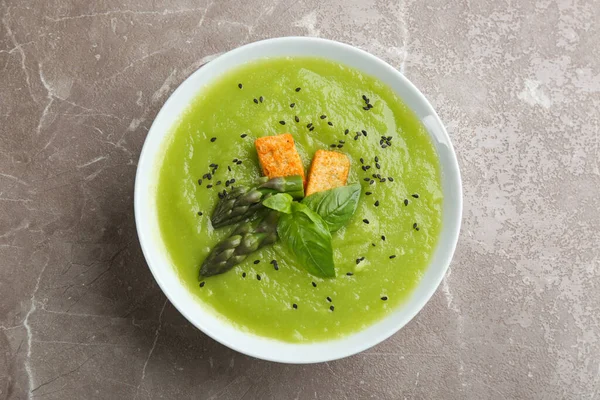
left=134, top=37, right=462, bottom=363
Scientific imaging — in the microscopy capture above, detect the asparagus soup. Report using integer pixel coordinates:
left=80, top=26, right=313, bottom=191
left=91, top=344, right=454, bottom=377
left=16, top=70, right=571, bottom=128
left=156, top=57, right=443, bottom=342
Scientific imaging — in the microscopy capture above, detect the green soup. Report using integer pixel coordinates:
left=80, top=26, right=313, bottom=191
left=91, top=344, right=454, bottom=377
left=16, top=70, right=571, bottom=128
left=156, top=57, right=443, bottom=342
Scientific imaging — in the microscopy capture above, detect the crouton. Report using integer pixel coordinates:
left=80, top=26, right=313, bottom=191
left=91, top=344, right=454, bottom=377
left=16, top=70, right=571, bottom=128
left=305, top=150, right=350, bottom=196
left=255, top=133, right=305, bottom=182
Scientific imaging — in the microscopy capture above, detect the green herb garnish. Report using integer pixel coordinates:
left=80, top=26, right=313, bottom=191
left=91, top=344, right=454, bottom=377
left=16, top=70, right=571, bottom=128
left=262, top=193, right=294, bottom=214
left=302, top=184, right=361, bottom=232
left=277, top=203, right=335, bottom=278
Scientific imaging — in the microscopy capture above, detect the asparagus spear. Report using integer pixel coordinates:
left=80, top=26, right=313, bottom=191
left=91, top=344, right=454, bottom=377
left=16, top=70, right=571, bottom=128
left=200, top=210, right=280, bottom=277
left=210, top=175, right=303, bottom=228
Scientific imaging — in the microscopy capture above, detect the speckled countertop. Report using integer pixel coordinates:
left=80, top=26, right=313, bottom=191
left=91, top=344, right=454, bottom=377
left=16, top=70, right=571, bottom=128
left=1, top=1, right=599, bottom=399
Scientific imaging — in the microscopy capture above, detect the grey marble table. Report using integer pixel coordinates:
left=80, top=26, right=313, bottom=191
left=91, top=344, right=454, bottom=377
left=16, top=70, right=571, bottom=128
left=1, top=1, right=599, bottom=399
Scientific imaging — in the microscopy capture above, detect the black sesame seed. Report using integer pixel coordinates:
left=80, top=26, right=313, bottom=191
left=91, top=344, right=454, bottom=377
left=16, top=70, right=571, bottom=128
left=374, top=200, right=380, bottom=207
left=242, top=272, right=246, bottom=278
left=381, top=296, right=388, bottom=301
left=238, top=83, right=243, bottom=89
left=210, top=137, right=217, bottom=142
left=381, top=235, right=386, bottom=241
left=206, top=184, right=213, bottom=189
left=293, top=303, right=298, bottom=309
left=344, top=129, right=349, bottom=135
left=363, top=219, right=369, bottom=224
left=413, top=222, right=418, bottom=229
left=253, top=98, right=259, bottom=104
left=346, top=272, right=354, bottom=276
left=404, top=199, right=409, bottom=206
left=327, top=296, right=332, bottom=302
left=328, top=121, right=333, bottom=126
left=279, top=120, right=286, bottom=125
left=295, top=116, right=300, bottom=123
left=295, top=87, right=301, bottom=92
left=253, top=260, right=260, bottom=264
left=312, top=282, right=317, bottom=287
left=330, top=305, right=335, bottom=311
left=290, top=103, right=295, bottom=108
left=412, top=194, right=419, bottom=198
left=199, top=281, right=205, bottom=287
left=198, top=179, right=202, bottom=185
left=320, top=115, right=326, bottom=119
left=197, top=211, right=203, bottom=216
left=257, top=274, right=261, bottom=280
left=389, top=255, right=396, bottom=259
left=365, top=191, right=372, bottom=195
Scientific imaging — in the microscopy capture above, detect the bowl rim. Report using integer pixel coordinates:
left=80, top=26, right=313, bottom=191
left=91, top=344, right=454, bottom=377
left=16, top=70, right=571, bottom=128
left=134, top=36, right=462, bottom=364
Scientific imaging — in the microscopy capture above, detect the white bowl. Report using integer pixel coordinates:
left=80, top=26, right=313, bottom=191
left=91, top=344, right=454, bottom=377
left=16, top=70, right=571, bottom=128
left=134, top=37, right=462, bottom=364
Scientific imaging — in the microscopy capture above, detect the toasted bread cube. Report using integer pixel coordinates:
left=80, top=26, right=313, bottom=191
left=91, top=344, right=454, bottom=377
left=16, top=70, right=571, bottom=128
left=305, top=150, right=350, bottom=196
left=255, top=133, right=305, bottom=181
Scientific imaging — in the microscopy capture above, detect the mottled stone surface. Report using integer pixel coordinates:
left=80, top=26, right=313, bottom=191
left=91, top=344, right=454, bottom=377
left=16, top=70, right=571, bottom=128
left=1, top=0, right=599, bottom=399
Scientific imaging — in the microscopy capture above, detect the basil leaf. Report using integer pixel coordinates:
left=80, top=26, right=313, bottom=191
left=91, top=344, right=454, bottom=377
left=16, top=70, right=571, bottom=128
left=278, top=203, right=335, bottom=278
left=262, top=193, right=293, bottom=214
left=302, top=183, right=361, bottom=232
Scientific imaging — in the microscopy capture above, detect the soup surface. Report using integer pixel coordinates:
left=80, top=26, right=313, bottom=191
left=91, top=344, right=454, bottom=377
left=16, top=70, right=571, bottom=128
left=156, top=57, right=443, bottom=342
